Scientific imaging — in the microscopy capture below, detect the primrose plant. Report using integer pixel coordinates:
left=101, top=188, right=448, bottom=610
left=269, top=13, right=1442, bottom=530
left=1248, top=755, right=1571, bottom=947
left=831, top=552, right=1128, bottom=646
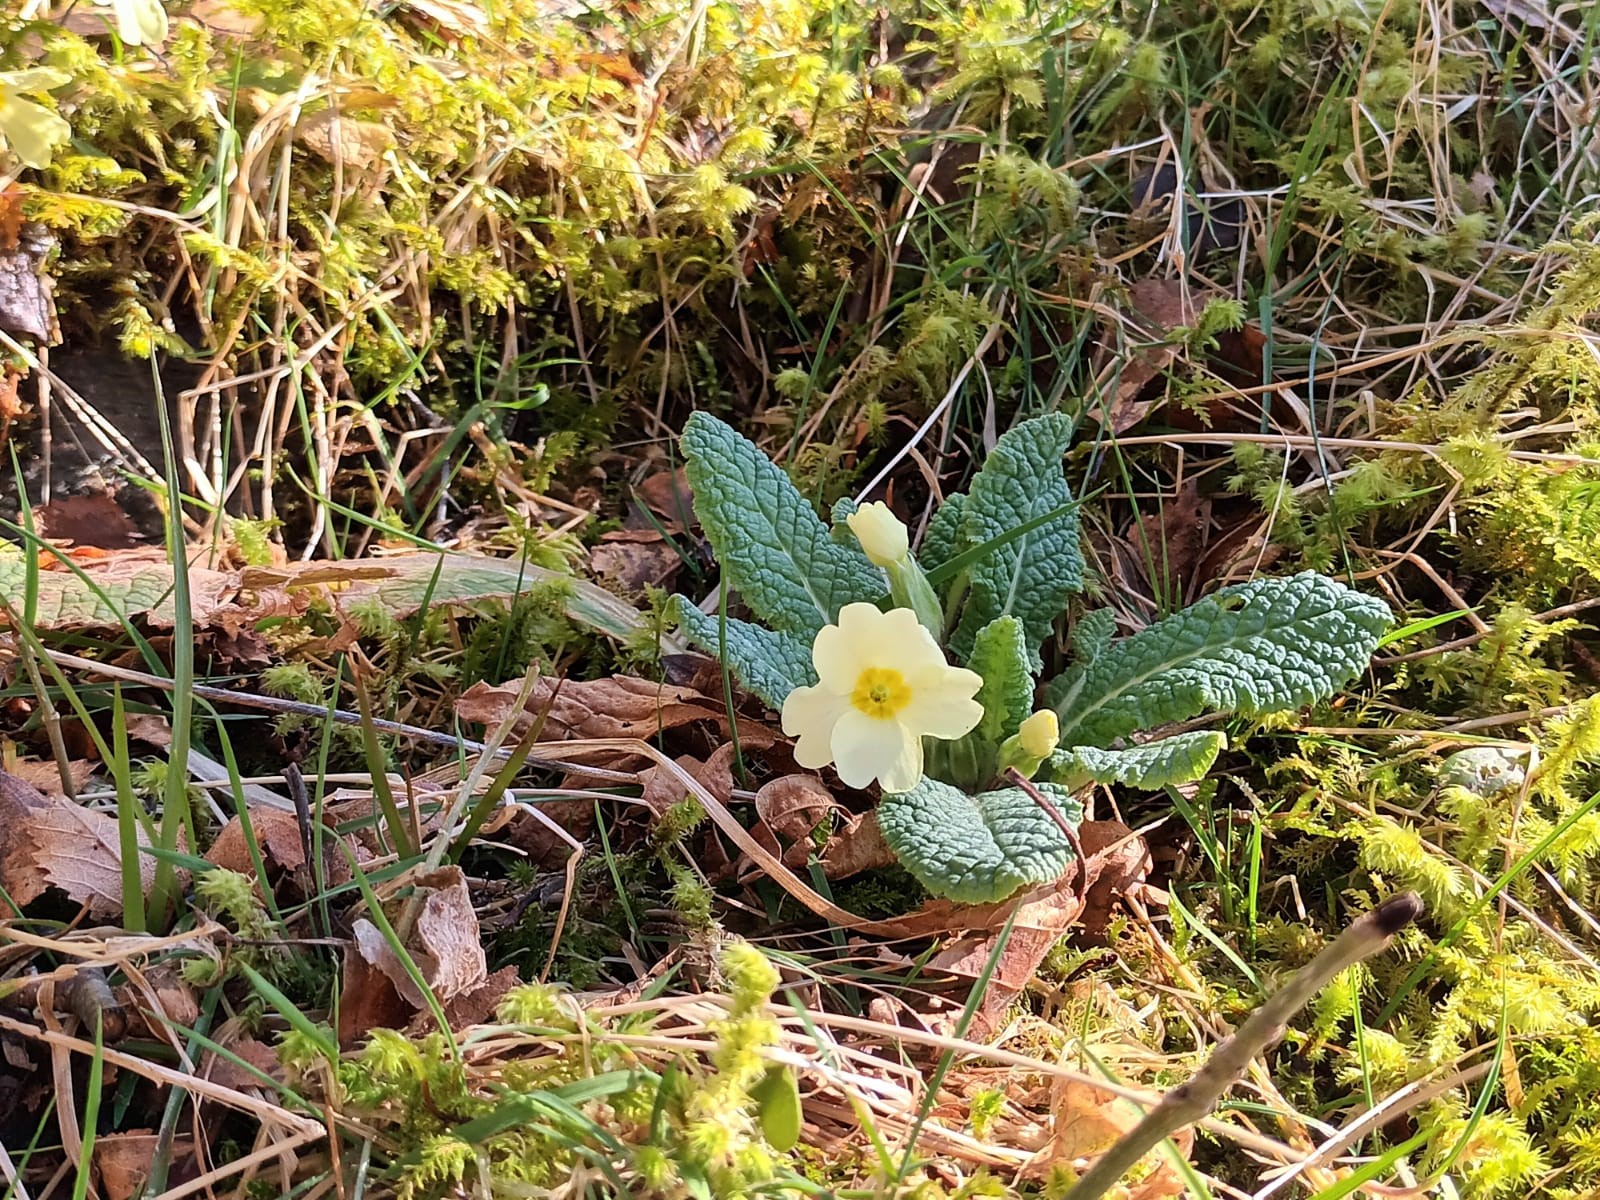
left=673, top=412, right=1393, bottom=904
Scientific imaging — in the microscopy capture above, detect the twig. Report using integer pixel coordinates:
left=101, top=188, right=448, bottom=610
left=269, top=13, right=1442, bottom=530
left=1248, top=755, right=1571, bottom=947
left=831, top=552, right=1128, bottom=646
left=1004, top=767, right=1088, bottom=899
left=1061, top=892, right=1425, bottom=1200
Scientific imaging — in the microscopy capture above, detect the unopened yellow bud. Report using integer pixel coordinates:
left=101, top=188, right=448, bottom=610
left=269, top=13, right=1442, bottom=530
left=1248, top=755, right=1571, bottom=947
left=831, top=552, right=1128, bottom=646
left=846, top=501, right=910, bottom=567
left=1018, top=710, right=1060, bottom=758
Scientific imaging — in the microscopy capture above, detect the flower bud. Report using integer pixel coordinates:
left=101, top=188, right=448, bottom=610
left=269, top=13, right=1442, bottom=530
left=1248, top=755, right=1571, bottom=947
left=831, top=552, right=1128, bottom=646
left=996, top=710, right=1061, bottom=781
left=1018, top=710, right=1060, bottom=758
left=846, top=501, right=910, bottom=567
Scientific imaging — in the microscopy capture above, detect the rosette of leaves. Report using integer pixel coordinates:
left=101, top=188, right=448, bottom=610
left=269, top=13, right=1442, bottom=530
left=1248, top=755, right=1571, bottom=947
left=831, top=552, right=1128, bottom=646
left=674, top=412, right=1392, bottom=903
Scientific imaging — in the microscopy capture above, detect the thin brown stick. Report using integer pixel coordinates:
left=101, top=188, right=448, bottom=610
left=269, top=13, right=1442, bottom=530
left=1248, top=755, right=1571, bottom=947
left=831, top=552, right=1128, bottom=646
left=1061, top=893, right=1425, bottom=1200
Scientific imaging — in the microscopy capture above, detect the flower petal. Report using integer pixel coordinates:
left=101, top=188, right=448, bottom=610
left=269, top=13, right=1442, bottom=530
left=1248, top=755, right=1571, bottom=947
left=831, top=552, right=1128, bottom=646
left=781, top=683, right=850, bottom=770
left=809, top=615, right=861, bottom=691
left=93, top=0, right=169, bottom=45
left=831, top=709, right=921, bottom=792
left=0, top=93, right=70, bottom=170
left=819, top=601, right=896, bottom=678
left=876, top=724, right=925, bottom=794
left=1, top=68, right=72, bottom=95
left=902, top=665, right=984, bottom=739
left=846, top=501, right=908, bottom=567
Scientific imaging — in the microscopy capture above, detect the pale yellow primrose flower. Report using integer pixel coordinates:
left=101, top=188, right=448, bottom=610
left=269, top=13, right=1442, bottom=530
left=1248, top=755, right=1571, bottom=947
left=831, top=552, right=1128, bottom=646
left=92, top=0, right=170, bottom=46
left=846, top=501, right=909, bottom=567
left=0, top=69, right=72, bottom=171
left=782, top=603, right=983, bottom=793
left=1017, top=709, right=1060, bottom=758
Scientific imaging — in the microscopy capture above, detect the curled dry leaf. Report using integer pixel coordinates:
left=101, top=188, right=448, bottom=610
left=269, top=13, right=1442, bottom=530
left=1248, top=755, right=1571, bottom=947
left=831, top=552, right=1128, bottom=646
left=1093, top=278, right=1196, bottom=434
left=635, top=467, right=695, bottom=531
left=506, top=798, right=595, bottom=869
left=294, top=109, right=394, bottom=173
left=1131, top=478, right=1211, bottom=603
left=408, top=965, right=522, bottom=1037
left=95, top=1130, right=197, bottom=1200
left=641, top=743, right=737, bottom=816
left=590, top=532, right=684, bottom=596
left=128, top=963, right=200, bottom=1041
left=818, top=810, right=897, bottom=880
left=35, top=494, right=144, bottom=551
left=1029, top=1079, right=1193, bottom=1199
left=1077, top=819, right=1154, bottom=941
left=206, top=807, right=307, bottom=875
left=736, top=773, right=839, bottom=878
left=338, top=866, right=487, bottom=1044
left=206, top=806, right=357, bottom=896
left=755, top=774, right=837, bottom=842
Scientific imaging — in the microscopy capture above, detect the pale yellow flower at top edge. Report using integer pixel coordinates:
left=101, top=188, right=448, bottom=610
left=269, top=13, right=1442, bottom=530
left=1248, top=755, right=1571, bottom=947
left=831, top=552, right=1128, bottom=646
left=0, top=70, right=73, bottom=171
left=1018, top=709, right=1060, bottom=758
left=91, top=0, right=170, bottom=46
left=845, top=501, right=909, bottom=568
left=781, top=603, right=983, bottom=794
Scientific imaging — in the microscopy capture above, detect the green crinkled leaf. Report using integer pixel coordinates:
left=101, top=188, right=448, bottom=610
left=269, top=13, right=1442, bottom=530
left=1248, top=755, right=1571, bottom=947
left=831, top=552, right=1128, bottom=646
left=951, top=414, right=1082, bottom=667
left=1047, top=572, right=1393, bottom=746
left=675, top=598, right=815, bottom=710
left=1051, top=731, right=1226, bottom=790
left=920, top=492, right=968, bottom=576
left=877, top=777, right=1081, bottom=904
left=681, top=412, right=883, bottom=636
left=969, top=616, right=1033, bottom=745
left=1071, top=607, right=1117, bottom=664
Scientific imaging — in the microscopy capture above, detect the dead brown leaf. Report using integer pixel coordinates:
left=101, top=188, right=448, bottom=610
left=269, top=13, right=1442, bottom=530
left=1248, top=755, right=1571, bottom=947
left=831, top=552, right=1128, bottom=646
left=129, top=964, right=200, bottom=1039
left=338, top=866, right=487, bottom=1044
left=889, top=819, right=1152, bottom=1038
left=184, top=0, right=263, bottom=38
left=0, top=770, right=179, bottom=920
left=1078, top=820, right=1152, bottom=940
left=123, top=713, right=173, bottom=747
left=35, top=494, right=144, bottom=551
left=201, top=1037, right=283, bottom=1093
left=4, top=757, right=94, bottom=796
left=295, top=110, right=394, bottom=171
left=641, top=744, right=737, bottom=815
left=1029, top=1079, right=1192, bottom=1196
left=1093, top=278, right=1196, bottom=433
left=402, top=0, right=490, bottom=38
left=590, top=533, right=683, bottom=595
left=206, top=807, right=318, bottom=880
left=96, top=1131, right=196, bottom=1200
left=506, top=798, right=595, bottom=869
left=1131, top=480, right=1211, bottom=602
left=337, top=949, right=410, bottom=1045
left=458, top=675, right=774, bottom=748
left=754, top=774, right=837, bottom=842
left=818, top=810, right=897, bottom=879
left=409, top=965, right=521, bottom=1036
left=636, top=467, right=695, bottom=530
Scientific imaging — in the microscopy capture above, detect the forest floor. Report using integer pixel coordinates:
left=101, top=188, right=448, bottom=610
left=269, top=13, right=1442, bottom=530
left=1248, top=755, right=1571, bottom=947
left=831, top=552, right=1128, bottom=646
left=1, top=0, right=1599, bottom=1197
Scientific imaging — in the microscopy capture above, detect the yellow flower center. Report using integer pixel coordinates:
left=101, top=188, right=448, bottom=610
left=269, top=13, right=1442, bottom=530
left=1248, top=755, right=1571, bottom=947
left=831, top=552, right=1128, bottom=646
left=850, top=667, right=912, bottom=720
